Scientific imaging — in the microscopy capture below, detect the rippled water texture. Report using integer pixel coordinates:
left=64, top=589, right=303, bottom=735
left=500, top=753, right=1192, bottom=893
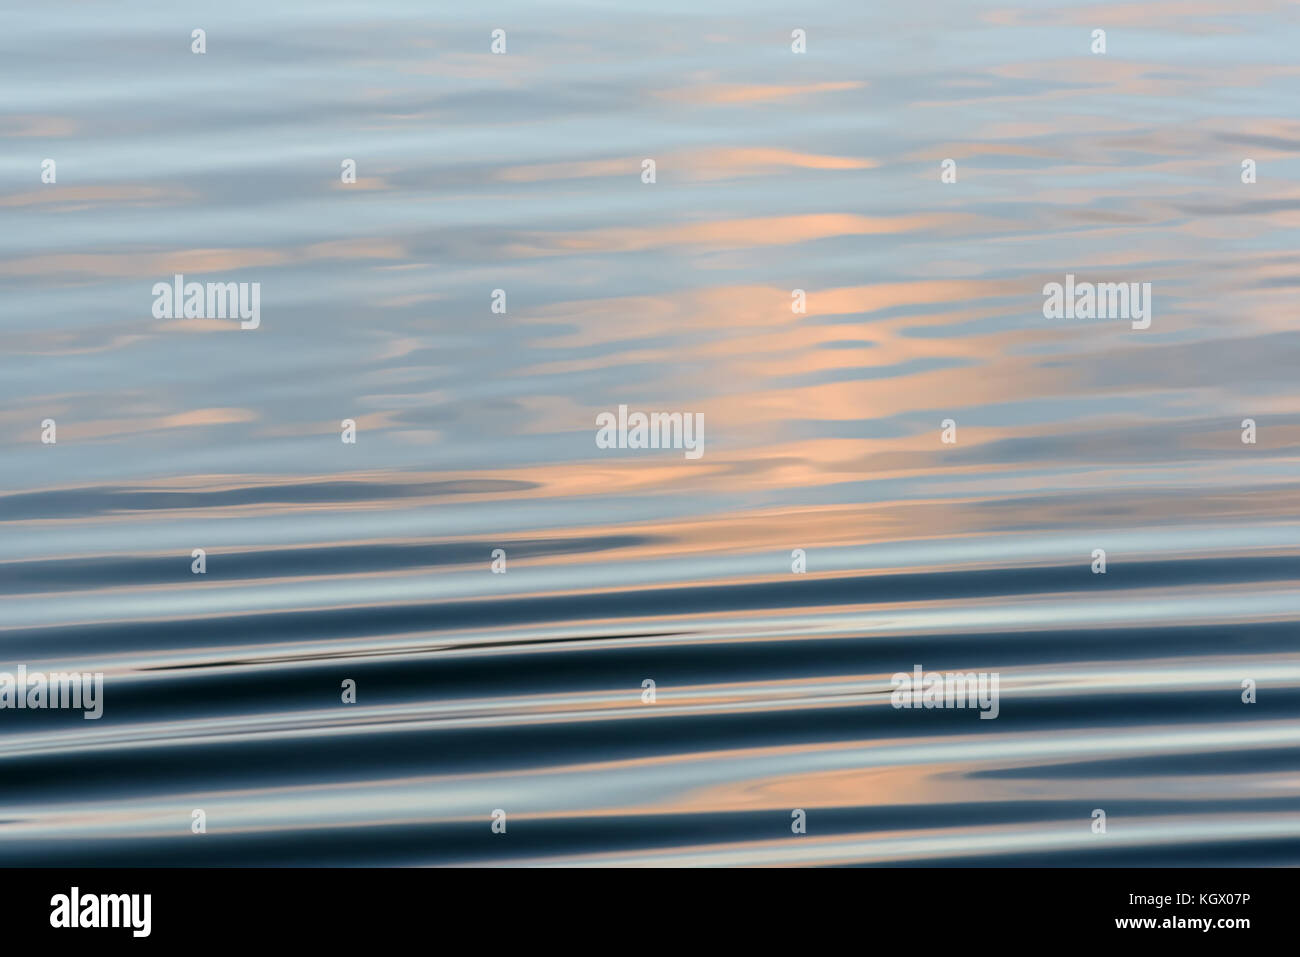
left=2, top=1, right=1299, bottom=866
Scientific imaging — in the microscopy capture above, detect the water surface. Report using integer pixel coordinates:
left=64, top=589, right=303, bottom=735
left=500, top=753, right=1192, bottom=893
left=2, top=0, right=1299, bottom=866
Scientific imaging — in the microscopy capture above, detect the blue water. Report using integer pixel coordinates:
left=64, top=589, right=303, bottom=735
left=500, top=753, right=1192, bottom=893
left=2, top=0, right=1299, bottom=865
